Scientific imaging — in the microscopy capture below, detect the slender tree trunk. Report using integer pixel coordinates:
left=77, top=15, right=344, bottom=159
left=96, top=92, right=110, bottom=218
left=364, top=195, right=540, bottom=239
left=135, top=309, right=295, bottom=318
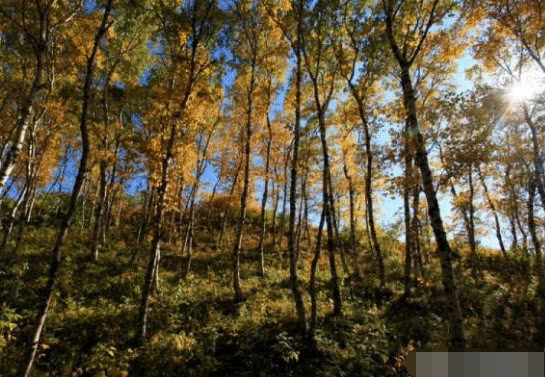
left=477, top=165, right=507, bottom=256
left=271, top=178, right=279, bottom=248
left=280, top=151, right=289, bottom=251
left=523, top=104, right=545, bottom=210
left=232, top=54, right=257, bottom=302
left=217, top=160, right=242, bottom=249
left=314, top=108, right=342, bottom=316
left=411, top=186, right=425, bottom=280
left=467, top=164, right=482, bottom=280
left=295, top=184, right=304, bottom=258
left=528, top=175, right=545, bottom=296
left=91, top=161, right=107, bottom=260
left=353, top=97, right=384, bottom=285
left=137, top=4, right=202, bottom=341
left=183, top=154, right=208, bottom=278
left=18, top=4, right=112, bottom=374
left=403, top=136, right=413, bottom=296
left=310, top=205, right=325, bottom=339
left=1, top=186, right=28, bottom=253
left=509, top=209, right=519, bottom=250
left=514, top=205, right=528, bottom=253
left=343, top=162, right=360, bottom=278
left=13, top=182, right=35, bottom=255
left=288, top=0, right=308, bottom=329
left=207, top=165, right=223, bottom=228
left=398, top=65, right=465, bottom=349
left=0, top=47, right=46, bottom=194
left=257, top=115, right=273, bottom=277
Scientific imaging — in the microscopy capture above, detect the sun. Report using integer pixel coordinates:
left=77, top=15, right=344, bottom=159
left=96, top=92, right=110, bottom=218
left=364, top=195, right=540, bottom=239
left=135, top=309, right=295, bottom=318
left=508, top=65, right=543, bottom=103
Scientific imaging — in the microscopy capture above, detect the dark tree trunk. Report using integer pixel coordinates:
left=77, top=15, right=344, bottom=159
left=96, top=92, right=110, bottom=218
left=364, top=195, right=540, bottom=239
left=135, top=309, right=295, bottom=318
left=343, top=162, right=360, bottom=278
left=352, top=96, right=384, bottom=285
left=1, top=186, right=28, bottom=253
left=403, top=135, right=413, bottom=296
left=19, top=3, right=112, bottom=374
left=232, top=53, right=257, bottom=302
left=523, top=104, right=545, bottom=210
left=309, top=205, right=325, bottom=339
left=477, top=165, right=507, bottom=256
left=257, top=114, right=273, bottom=277
left=271, top=177, right=279, bottom=248
left=467, top=164, right=483, bottom=280
left=412, top=187, right=425, bottom=280
left=528, top=175, right=545, bottom=296
left=91, top=161, right=107, bottom=260
left=394, top=63, right=465, bottom=349
left=137, top=1, right=205, bottom=341
left=287, top=1, right=307, bottom=329
left=217, top=159, right=242, bottom=249
left=280, top=148, right=290, bottom=250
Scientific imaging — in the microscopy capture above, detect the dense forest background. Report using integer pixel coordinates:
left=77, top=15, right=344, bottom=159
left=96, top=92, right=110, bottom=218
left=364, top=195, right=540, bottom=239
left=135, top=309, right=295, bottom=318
left=1, top=0, right=545, bottom=376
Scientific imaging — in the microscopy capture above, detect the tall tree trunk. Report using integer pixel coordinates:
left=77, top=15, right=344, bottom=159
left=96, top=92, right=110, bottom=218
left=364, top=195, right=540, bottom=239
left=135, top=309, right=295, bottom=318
left=207, top=165, right=223, bottom=228
left=353, top=97, right=384, bottom=285
left=18, top=4, right=112, bottom=374
left=0, top=45, right=46, bottom=194
left=309, top=205, right=325, bottom=339
left=257, top=114, right=273, bottom=277
left=232, top=54, right=257, bottom=302
left=515, top=203, right=528, bottom=253
left=280, top=149, right=289, bottom=251
left=412, top=186, right=425, bottom=280
left=467, top=163, right=482, bottom=281
left=398, top=64, right=465, bottom=348
left=90, top=161, right=107, bottom=260
left=509, top=209, right=519, bottom=250
left=477, top=165, right=507, bottom=256
left=217, top=160, right=242, bottom=249
left=288, top=0, right=308, bottom=330
left=403, top=135, right=413, bottom=296
left=343, top=162, right=360, bottom=278
left=523, top=104, right=545, bottom=210
left=1, top=186, right=28, bottom=253
left=271, top=177, right=279, bottom=248
left=316, top=109, right=342, bottom=316
left=528, top=175, right=545, bottom=296
left=137, top=1, right=203, bottom=341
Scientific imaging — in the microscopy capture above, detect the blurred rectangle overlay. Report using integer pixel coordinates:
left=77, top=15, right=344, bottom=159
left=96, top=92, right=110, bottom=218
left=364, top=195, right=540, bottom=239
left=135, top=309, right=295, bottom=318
left=404, top=349, right=544, bottom=377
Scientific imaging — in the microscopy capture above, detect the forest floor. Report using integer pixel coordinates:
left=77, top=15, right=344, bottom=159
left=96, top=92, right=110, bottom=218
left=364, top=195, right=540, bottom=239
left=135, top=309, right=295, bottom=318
left=1, top=222, right=544, bottom=376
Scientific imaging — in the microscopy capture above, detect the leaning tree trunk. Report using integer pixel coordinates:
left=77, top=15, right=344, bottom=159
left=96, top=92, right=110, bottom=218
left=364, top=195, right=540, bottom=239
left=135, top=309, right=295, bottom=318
left=528, top=176, right=545, bottom=296
left=399, top=65, right=465, bottom=349
left=477, top=165, right=507, bottom=256
left=0, top=186, right=28, bottom=253
left=353, top=97, right=385, bottom=286
left=0, top=43, right=46, bottom=194
left=18, top=4, right=113, bottom=375
left=137, top=8, right=202, bottom=341
left=523, top=104, right=545, bottom=210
